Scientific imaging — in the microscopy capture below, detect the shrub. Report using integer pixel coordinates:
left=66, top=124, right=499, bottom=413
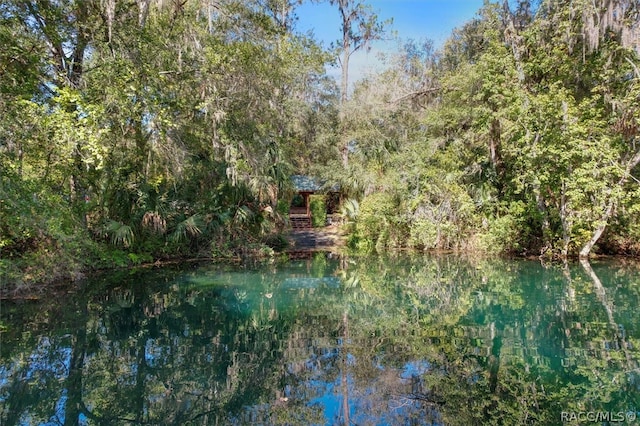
left=309, top=195, right=326, bottom=227
left=353, top=192, right=398, bottom=251
left=477, top=201, right=532, bottom=254
left=409, top=219, right=439, bottom=250
left=276, top=199, right=290, bottom=215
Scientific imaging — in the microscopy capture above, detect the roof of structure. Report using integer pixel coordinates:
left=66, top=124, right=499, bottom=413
left=291, top=175, right=323, bottom=192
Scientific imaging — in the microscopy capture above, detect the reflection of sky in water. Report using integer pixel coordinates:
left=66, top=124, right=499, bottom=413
left=3, top=337, right=74, bottom=425
left=309, top=378, right=341, bottom=422
left=290, top=350, right=436, bottom=424
left=306, top=372, right=435, bottom=425
left=401, top=360, right=431, bottom=380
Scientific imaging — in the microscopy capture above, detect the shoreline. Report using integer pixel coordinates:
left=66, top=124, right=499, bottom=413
left=3, top=242, right=640, bottom=301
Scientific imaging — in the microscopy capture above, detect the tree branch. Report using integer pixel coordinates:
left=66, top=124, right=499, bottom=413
left=389, top=87, right=440, bottom=104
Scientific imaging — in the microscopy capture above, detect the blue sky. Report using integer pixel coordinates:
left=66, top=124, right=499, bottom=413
left=295, top=0, right=486, bottom=82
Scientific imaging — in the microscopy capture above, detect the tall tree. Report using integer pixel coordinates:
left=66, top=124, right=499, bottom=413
left=328, top=0, right=390, bottom=167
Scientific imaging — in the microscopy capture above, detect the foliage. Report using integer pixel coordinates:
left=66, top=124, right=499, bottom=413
left=348, top=192, right=406, bottom=251
left=264, top=233, right=290, bottom=252
left=309, top=194, right=327, bottom=227
left=477, top=201, right=536, bottom=254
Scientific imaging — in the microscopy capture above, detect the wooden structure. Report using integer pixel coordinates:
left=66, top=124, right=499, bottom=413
left=289, top=175, right=340, bottom=229
left=290, top=175, right=322, bottom=229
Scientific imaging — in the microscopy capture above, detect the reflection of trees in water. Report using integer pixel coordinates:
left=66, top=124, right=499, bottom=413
left=424, top=258, right=640, bottom=425
left=1, top=257, right=640, bottom=424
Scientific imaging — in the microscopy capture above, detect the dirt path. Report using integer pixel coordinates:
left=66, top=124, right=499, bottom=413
left=287, top=224, right=346, bottom=252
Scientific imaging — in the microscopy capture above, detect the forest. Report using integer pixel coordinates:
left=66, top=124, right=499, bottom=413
left=2, top=0, right=640, bottom=288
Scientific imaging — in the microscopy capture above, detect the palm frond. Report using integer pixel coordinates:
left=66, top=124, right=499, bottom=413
left=233, top=205, right=254, bottom=225
left=105, top=220, right=135, bottom=247
left=142, top=211, right=167, bottom=234
left=341, top=198, right=360, bottom=220
left=169, top=214, right=204, bottom=243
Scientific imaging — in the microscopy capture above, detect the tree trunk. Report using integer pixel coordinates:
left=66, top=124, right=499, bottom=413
left=489, top=117, right=504, bottom=195
left=579, top=201, right=614, bottom=258
left=534, top=186, right=551, bottom=253
left=339, top=23, right=351, bottom=168
left=340, top=44, right=350, bottom=106
left=560, top=180, right=572, bottom=258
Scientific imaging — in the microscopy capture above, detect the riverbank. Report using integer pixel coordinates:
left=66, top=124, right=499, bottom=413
left=4, top=218, right=640, bottom=299
left=1, top=223, right=349, bottom=297
left=0, top=234, right=285, bottom=297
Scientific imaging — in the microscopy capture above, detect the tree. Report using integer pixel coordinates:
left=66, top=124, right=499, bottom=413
left=327, top=0, right=390, bottom=167
left=335, top=0, right=640, bottom=257
left=505, top=0, right=640, bottom=257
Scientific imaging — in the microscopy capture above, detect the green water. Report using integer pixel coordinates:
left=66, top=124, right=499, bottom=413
left=1, top=254, right=639, bottom=425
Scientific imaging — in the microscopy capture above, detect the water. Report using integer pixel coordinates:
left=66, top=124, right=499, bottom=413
left=1, top=254, right=639, bottom=425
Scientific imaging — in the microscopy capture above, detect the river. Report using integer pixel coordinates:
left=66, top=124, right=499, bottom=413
left=1, top=253, right=639, bottom=425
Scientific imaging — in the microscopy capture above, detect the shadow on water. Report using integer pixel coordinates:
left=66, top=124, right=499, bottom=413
left=1, top=254, right=640, bottom=425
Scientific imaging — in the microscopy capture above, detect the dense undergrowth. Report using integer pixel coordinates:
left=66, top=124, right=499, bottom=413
left=0, top=169, right=291, bottom=291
